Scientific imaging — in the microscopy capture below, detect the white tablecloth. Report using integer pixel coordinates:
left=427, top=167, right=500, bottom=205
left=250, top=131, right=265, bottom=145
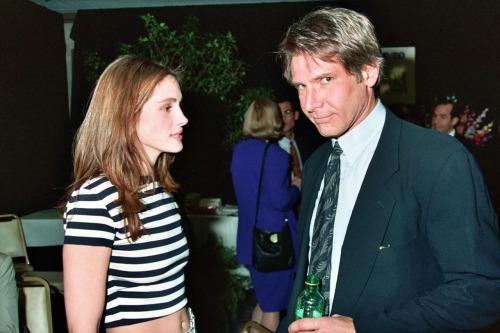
left=186, top=210, right=250, bottom=280
left=20, top=207, right=240, bottom=249
left=21, top=209, right=64, bottom=247
left=186, top=214, right=238, bottom=249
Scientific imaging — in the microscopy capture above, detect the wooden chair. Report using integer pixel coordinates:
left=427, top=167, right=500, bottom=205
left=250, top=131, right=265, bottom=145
left=17, top=276, right=53, bottom=333
left=0, top=214, right=33, bottom=277
left=0, top=214, right=64, bottom=294
left=240, top=321, right=273, bottom=333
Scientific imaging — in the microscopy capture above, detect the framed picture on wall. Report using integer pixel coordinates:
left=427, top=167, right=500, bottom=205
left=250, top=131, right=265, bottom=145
left=380, top=46, right=416, bottom=105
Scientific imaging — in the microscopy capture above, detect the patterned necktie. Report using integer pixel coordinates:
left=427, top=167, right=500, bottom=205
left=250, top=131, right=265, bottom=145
left=308, top=141, right=343, bottom=316
left=289, top=140, right=302, bottom=178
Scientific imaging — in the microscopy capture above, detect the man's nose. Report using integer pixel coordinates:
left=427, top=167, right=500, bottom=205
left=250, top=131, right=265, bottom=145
left=302, top=88, right=321, bottom=113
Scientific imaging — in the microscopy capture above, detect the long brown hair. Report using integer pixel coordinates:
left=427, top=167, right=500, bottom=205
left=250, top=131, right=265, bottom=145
left=62, top=55, right=183, bottom=241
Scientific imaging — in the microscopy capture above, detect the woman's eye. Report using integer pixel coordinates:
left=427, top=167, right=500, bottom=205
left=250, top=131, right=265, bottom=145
left=163, top=105, right=172, bottom=112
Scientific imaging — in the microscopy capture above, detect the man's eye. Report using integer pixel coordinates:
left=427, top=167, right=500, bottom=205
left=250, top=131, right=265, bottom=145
left=284, top=109, right=292, bottom=115
left=296, top=84, right=305, bottom=90
left=322, top=77, right=332, bottom=83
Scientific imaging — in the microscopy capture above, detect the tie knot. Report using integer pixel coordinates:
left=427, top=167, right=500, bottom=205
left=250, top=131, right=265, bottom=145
left=332, top=141, right=343, bottom=157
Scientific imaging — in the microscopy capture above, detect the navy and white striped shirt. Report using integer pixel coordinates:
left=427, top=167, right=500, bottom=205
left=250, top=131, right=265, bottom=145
left=64, top=176, right=189, bottom=328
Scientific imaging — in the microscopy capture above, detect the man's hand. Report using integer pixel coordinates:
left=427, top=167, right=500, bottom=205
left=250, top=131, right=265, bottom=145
left=288, top=314, right=355, bottom=333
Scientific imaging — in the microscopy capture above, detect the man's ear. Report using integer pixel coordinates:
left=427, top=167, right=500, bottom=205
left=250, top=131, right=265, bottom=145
left=451, top=116, right=459, bottom=127
left=294, top=110, right=300, bottom=121
left=362, top=63, right=380, bottom=88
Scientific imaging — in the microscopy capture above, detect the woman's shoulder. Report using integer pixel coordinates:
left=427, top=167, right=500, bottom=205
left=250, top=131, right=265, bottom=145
left=268, top=141, right=288, bottom=155
left=233, top=138, right=264, bottom=155
left=69, top=175, right=118, bottom=203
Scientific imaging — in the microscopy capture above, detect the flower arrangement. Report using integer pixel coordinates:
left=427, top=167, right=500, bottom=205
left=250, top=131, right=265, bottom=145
left=462, top=105, right=494, bottom=146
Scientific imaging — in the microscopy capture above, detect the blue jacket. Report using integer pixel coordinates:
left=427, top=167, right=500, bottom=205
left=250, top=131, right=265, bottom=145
left=231, top=138, right=300, bottom=265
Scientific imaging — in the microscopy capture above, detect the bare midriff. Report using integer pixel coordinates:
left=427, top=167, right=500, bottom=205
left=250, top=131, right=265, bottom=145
left=106, top=307, right=190, bottom=333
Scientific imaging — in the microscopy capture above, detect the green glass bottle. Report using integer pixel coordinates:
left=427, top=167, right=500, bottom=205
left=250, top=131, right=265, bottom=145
left=295, top=274, right=325, bottom=319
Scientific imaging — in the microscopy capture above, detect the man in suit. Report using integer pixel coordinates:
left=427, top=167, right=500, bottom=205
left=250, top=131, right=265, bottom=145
left=277, top=98, right=305, bottom=179
left=432, top=98, right=475, bottom=153
left=277, top=96, right=326, bottom=178
left=276, top=7, right=500, bottom=333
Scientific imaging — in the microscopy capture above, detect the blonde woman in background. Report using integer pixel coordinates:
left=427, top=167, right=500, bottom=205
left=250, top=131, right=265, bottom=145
left=231, top=98, right=301, bottom=332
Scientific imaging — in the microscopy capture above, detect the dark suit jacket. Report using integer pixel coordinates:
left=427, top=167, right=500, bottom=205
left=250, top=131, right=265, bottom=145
left=277, top=109, right=500, bottom=332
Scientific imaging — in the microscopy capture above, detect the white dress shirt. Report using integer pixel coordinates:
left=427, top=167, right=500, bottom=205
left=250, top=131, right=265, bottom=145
left=308, top=99, right=386, bottom=313
left=278, top=135, right=303, bottom=178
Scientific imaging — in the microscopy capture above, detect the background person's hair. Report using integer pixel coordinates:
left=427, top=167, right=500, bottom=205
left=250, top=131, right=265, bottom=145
left=434, top=96, right=462, bottom=119
left=278, top=7, right=384, bottom=92
left=62, top=55, right=183, bottom=241
left=242, top=97, right=282, bottom=140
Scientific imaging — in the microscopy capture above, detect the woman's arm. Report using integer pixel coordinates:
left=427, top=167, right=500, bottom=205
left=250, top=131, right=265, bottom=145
left=63, top=244, right=111, bottom=333
left=264, top=146, right=301, bottom=211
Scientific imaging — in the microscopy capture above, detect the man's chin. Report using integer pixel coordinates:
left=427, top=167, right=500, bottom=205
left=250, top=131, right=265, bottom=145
left=316, top=126, right=341, bottom=139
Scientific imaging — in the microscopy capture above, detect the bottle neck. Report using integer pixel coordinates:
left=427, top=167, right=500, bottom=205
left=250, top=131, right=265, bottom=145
left=305, top=283, right=319, bottom=292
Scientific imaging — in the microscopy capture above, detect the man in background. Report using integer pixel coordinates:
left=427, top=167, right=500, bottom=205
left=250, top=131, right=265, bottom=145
left=277, top=98, right=308, bottom=179
left=277, top=6, right=500, bottom=333
left=432, top=98, right=475, bottom=152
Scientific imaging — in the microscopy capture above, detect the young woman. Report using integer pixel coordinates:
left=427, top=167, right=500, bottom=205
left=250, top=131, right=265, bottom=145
left=62, top=55, right=194, bottom=332
left=231, top=98, right=301, bottom=332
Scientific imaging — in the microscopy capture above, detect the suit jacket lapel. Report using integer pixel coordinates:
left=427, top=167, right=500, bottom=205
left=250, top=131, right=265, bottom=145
left=332, top=110, right=400, bottom=315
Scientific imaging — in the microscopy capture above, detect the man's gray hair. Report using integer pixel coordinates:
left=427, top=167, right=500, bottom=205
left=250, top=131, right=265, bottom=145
left=278, top=7, right=384, bottom=91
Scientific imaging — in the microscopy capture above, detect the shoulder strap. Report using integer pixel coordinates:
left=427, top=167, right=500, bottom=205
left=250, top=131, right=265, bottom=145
left=254, top=142, right=271, bottom=226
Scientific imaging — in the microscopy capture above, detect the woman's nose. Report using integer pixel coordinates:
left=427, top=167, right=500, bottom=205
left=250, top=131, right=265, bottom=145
left=178, top=109, right=188, bottom=125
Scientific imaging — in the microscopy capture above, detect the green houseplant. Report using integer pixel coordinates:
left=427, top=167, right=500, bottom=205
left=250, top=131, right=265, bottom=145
left=84, top=14, right=273, bottom=148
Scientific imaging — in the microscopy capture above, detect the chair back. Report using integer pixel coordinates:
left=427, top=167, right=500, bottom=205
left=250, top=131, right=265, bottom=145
left=17, top=276, right=53, bottom=333
left=0, top=214, right=30, bottom=264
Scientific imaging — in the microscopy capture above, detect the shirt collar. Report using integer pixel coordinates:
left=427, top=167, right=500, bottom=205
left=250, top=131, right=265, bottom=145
left=332, top=99, right=386, bottom=164
left=448, top=129, right=456, bottom=137
left=278, top=134, right=295, bottom=145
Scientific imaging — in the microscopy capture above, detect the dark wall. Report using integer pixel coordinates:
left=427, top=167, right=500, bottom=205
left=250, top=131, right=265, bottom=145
left=2, top=0, right=498, bottom=213
left=0, top=0, right=71, bottom=216
left=364, top=0, right=500, bottom=119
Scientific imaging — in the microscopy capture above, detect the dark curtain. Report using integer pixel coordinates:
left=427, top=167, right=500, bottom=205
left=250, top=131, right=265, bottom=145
left=0, top=0, right=71, bottom=216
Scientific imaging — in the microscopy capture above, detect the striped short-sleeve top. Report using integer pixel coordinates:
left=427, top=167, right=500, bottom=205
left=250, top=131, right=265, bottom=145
left=63, top=176, right=189, bottom=328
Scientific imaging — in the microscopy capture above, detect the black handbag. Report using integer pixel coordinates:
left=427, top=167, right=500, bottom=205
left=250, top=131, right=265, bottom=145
left=252, top=142, right=296, bottom=273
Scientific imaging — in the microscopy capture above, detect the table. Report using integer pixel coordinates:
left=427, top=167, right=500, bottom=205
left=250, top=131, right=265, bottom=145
left=186, top=214, right=238, bottom=249
left=21, top=209, right=64, bottom=247
left=186, top=208, right=250, bottom=280
left=20, top=207, right=240, bottom=249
